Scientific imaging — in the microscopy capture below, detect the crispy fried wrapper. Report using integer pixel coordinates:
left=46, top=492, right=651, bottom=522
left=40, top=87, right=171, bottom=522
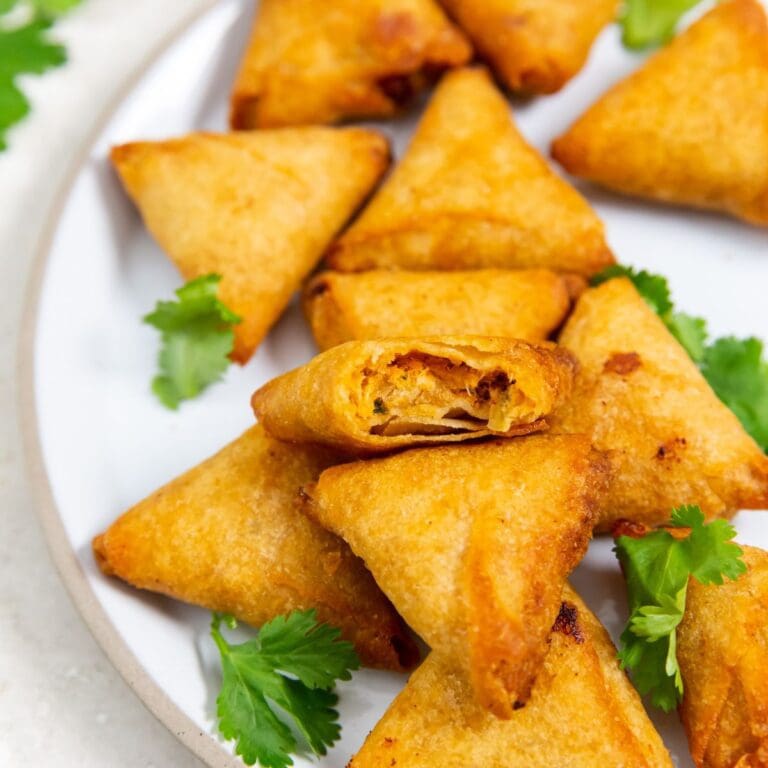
left=303, top=269, right=577, bottom=350
left=551, top=278, right=768, bottom=530
left=327, top=67, right=614, bottom=276
left=111, top=129, right=389, bottom=363
left=552, top=0, right=768, bottom=225
left=440, top=0, right=619, bottom=94
left=92, top=425, right=418, bottom=671
left=348, top=588, right=673, bottom=768
left=230, top=0, right=471, bottom=129
left=252, top=336, right=576, bottom=455
left=678, top=545, right=768, bottom=768
left=303, top=435, right=608, bottom=718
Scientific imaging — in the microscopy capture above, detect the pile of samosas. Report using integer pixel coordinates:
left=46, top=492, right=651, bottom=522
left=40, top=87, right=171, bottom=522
left=95, top=0, right=768, bottom=765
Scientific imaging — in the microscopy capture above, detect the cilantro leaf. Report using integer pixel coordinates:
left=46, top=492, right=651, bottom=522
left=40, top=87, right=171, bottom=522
left=143, top=275, right=241, bottom=410
left=701, top=337, right=768, bottom=452
left=210, top=611, right=359, bottom=768
left=665, top=312, right=708, bottom=363
left=614, top=505, right=745, bottom=710
left=620, top=0, right=703, bottom=50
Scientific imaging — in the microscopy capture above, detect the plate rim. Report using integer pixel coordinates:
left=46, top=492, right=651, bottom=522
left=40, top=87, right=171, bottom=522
left=17, top=4, right=236, bottom=766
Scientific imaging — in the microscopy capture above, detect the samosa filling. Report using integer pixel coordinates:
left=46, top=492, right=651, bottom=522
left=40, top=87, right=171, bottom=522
left=358, top=353, right=537, bottom=436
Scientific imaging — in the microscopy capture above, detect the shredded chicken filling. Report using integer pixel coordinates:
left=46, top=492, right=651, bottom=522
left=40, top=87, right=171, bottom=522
left=357, top=353, right=537, bottom=436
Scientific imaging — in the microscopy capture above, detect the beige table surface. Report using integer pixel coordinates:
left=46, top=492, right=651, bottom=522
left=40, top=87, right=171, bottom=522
left=1, top=1, right=214, bottom=764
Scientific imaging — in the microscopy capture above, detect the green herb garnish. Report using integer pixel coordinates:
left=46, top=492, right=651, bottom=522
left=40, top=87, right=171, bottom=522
left=615, top=505, right=746, bottom=710
left=373, top=397, right=387, bottom=415
left=592, top=264, right=768, bottom=449
left=620, top=0, right=704, bottom=50
left=144, top=274, right=241, bottom=409
left=211, top=610, right=359, bottom=768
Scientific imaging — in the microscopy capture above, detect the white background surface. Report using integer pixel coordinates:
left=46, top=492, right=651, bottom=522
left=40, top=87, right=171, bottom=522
left=0, top=2, right=209, bottom=765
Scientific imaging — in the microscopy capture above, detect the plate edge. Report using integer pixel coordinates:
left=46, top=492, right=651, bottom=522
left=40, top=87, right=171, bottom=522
left=17, top=4, right=238, bottom=767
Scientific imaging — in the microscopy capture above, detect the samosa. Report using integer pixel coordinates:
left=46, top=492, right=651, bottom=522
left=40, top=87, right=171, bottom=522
left=251, top=336, right=576, bottom=455
left=678, top=545, right=768, bottom=768
left=303, top=435, right=608, bottom=717
left=327, top=67, right=614, bottom=276
left=92, top=425, right=418, bottom=671
left=349, top=588, right=673, bottom=768
left=303, top=269, right=576, bottom=350
left=551, top=277, right=768, bottom=529
left=552, top=0, right=768, bottom=226
left=111, top=129, right=389, bottom=363
left=439, top=0, right=619, bottom=94
left=230, top=0, right=471, bottom=129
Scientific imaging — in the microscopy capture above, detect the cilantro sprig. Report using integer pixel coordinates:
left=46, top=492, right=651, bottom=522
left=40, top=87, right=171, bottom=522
left=592, top=265, right=768, bottom=450
left=211, top=610, right=360, bottom=768
left=0, top=0, right=83, bottom=151
left=615, top=505, right=746, bottom=710
left=619, top=0, right=704, bottom=50
left=144, top=274, right=241, bottom=409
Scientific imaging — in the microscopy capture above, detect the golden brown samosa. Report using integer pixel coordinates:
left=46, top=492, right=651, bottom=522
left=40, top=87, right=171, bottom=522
left=551, top=277, right=768, bottom=530
left=349, top=589, right=673, bottom=768
left=92, top=425, right=418, bottom=671
left=439, top=0, right=619, bottom=94
left=111, top=129, right=389, bottom=363
left=552, top=0, right=768, bottom=225
left=303, top=435, right=608, bottom=717
left=252, top=336, right=576, bottom=454
left=678, top=545, right=768, bottom=768
left=303, top=269, right=576, bottom=350
left=327, top=67, right=614, bottom=276
left=230, top=0, right=471, bottom=129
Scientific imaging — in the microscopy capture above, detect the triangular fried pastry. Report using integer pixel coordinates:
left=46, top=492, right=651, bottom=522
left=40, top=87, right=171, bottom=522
left=303, top=435, right=607, bottom=717
left=92, top=425, right=418, bottom=672
left=552, top=0, right=768, bottom=225
left=252, top=336, right=577, bottom=455
left=349, top=588, right=673, bottom=768
left=111, top=129, right=389, bottom=363
left=327, top=67, right=614, bottom=276
left=551, top=277, right=768, bottom=530
left=230, top=0, right=471, bottom=129
left=439, top=0, right=619, bottom=94
left=678, top=545, right=768, bottom=768
left=303, top=269, right=576, bottom=350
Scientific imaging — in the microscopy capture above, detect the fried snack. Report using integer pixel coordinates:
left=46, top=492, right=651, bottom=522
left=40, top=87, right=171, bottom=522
left=303, top=435, right=607, bottom=717
left=111, top=129, right=389, bottom=363
left=230, top=0, right=471, bottom=129
left=551, top=278, right=768, bottom=530
left=678, top=545, right=768, bottom=768
left=252, top=336, right=576, bottom=454
left=303, top=269, right=574, bottom=350
left=92, top=425, right=418, bottom=672
left=349, top=588, right=673, bottom=768
left=327, top=67, right=614, bottom=276
left=552, top=0, right=768, bottom=226
left=439, top=0, right=619, bottom=94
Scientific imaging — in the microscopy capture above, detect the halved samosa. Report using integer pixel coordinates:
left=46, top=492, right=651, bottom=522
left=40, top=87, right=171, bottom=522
left=678, top=545, right=768, bottom=768
left=230, top=0, right=472, bottom=129
left=349, top=589, right=673, bottom=768
left=303, top=435, right=608, bottom=717
left=551, top=277, right=768, bottom=530
left=252, top=336, right=576, bottom=454
left=439, top=0, right=619, bottom=94
left=552, top=0, right=768, bottom=225
left=111, top=129, right=389, bottom=363
left=92, top=425, right=418, bottom=671
left=327, top=67, right=614, bottom=276
left=303, top=269, right=576, bottom=350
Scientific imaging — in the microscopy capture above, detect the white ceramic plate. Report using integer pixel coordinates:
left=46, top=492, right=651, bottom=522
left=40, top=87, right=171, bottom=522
left=23, top=1, right=768, bottom=766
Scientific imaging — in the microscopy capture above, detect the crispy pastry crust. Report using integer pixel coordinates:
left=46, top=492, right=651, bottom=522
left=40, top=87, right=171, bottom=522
left=92, top=425, right=418, bottom=671
left=303, top=435, right=608, bottom=717
left=111, top=129, right=389, bottom=362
